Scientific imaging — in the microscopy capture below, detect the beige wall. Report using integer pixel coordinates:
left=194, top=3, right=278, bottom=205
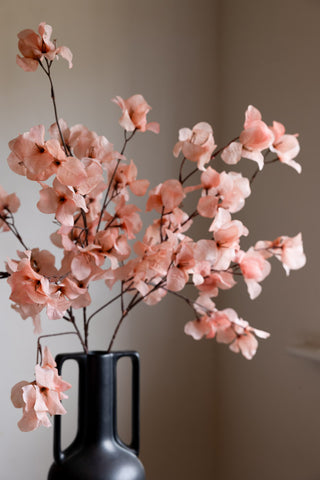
left=215, top=1, right=320, bottom=479
left=0, top=1, right=218, bottom=479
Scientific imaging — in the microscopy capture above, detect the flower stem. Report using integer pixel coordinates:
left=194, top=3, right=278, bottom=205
left=36, top=331, right=77, bottom=364
left=0, top=209, right=28, bottom=250
left=96, top=129, right=137, bottom=234
left=86, top=281, right=134, bottom=328
left=39, top=59, right=69, bottom=157
left=64, top=308, right=88, bottom=353
left=83, top=307, right=88, bottom=349
left=106, top=279, right=166, bottom=352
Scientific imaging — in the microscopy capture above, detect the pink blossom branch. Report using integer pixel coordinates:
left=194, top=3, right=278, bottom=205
left=86, top=281, right=134, bottom=328
left=83, top=306, right=88, bottom=349
left=64, top=307, right=88, bottom=353
left=178, top=156, right=187, bottom=183
left=161, top=287, right=201, bottom=319
left=36, top=331, right=77, bottom=364
left=80, top=209, right=89, bottom=246
left=250, top=155, right=279, bottom=185
left=106, top=278, right=166, bottom=352
left=0, top=209, right=28, bottom=250
left=172, top=209, right=198, bottom=235
left=181, top=136, right=240, bottom=185
left=38, top=58, right=69, bottom=157
left=96, top=129, right=137, bottom=234
left=120, top=280, right=125, bottom=314
left=106, top=290, right=140, bottom=353
left=159, top=206, right=165, bottom=242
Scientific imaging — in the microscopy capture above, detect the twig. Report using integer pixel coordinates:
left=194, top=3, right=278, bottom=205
left=39, top=59, right=69, bottom=156
left=36, top=331, right=77, bottom=364
left=96, top=129, right=137, bottom=234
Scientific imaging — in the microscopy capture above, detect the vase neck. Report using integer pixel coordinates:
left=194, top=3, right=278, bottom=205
left=79, top=353, right=116, bottom=444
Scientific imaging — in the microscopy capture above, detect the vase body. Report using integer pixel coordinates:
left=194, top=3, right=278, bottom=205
left=48, top=351, right=145, bottom=480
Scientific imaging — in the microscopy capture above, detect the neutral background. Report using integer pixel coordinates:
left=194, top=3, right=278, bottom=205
left=0, top=1, right=318, bottom=479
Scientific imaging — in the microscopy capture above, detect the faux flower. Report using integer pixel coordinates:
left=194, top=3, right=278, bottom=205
left=173, top=122, right=217, bottom=171
left=16, top=22, right=72, bottom=72
left=255, top=233, right=306, bottom=276
left=11, top=346, right=71, bottom=432
left=112, top=94, right=160, bottom=133
left=236, top=248, right=271, bottom=299
left=269, top=121, right=301, bottom=173
left=221, top=105, right=274, bottom=170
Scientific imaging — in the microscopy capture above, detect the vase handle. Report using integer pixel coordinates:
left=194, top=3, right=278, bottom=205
left=113, top=351, right=141, bottom=456
left=53, top=353, right=87, bottom=464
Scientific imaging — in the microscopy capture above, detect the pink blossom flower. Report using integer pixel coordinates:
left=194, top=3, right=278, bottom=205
left=59, top=276, right=91, bottom=309
left=184, top=315, right=215, bottom=340
left=221, top=106, right=274, bottom=170
left=11, top=347, right=71, bottom=432
left=28, top=248, right=58, bottom=277
left=200, top=167, right=220, bottom=189
left=45, top=139, right=87, bottom=187
left=190, top=168, right=220, bottom=218
left=269, top=121, right=301, bottom=173
left=229, top=331, right=259, bottom=359
left=0, top=186, right=20, bottom=232
left=6, top=250, right=69, bottom=329
left=8, top=125, right=87, bottom=186
left=185, top=306, right=269, bottom=359
left=37, top=178, right=87, bottom=227
left=146, top=180, right=185, bottom=214
left=196, top=271, right=236, bottom=297
left=110, top=160, right=150, bottom=198
left=160, top=180, right=185, bottom=212
left=59, top=123, right=119, bottom=166
left=112, top=95, right=160, bottom=133
left=229, top=323, right=269, bottom=360
left=218, top=172, right=251, bottom=213
left=236, top=248, right=271, bottom=299
left=255, top=233, right=306, bottom=275
left=197, top=195, right=219, bottom=218
left=166, top=242, right=196, bottom=292
left=95, top=229, right=131, bottom=269
left=75, top=158, right=105, bottom=196
left=209, top=208, right=249, bottom=270
left=16, top=22, right=72, bottom=72
left=8, top=125, right=54, bottom=180
left=173, top=122, right=217, bottom=171
left=113, top=199, right=143, bottom=239
left=60, top=244, right=106, bottom=281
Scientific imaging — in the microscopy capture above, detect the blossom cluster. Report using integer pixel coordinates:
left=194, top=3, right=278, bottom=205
left=2, top=23, right=305, bottom=431
left=11, top=347, right=71, bottom=431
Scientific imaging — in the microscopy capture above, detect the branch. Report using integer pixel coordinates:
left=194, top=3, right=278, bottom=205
left=36, top=331, right=77, bottom=364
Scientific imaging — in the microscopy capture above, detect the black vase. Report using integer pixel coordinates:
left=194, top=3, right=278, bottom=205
left=47, top=351, right=146, bottom=480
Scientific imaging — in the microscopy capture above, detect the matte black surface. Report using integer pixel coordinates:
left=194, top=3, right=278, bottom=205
left=47, top=351, right=145, bottom=480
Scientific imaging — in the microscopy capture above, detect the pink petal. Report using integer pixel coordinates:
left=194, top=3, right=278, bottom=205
left=11, top=381, right=29, bottom=408
left=146, top=122, right=160, bottom=134
left=197, top=195, right=218, bottom=218
left=130, top=179, right=150, bottom=196
left=42, top=346, right=56, bottom=368
left=221, top=141, right=242, bottom=165
left=16, top=55, right=39, bottom=72
left=244, top=105, right=262, bottom=128
left=56, top=46, right=73, bottom=68
left=71, top=255, right=91, bottom=281
left=57, top=157, right=87, bottom=186
left=167, top=266, right=187, bottom=292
